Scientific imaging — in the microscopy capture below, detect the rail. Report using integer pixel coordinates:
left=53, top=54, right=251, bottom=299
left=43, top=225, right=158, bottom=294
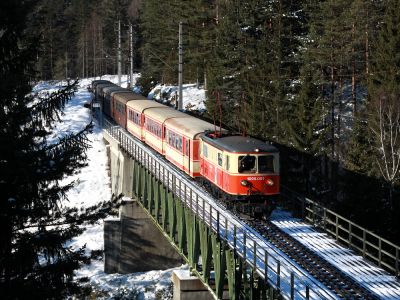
left=281, top=186, right=400, bottom=277
left=103, top=118, right=338, bottom=300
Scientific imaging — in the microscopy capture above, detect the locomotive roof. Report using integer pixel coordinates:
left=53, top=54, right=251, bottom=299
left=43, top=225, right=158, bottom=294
left=165, top=117, right=224, bottom=139
left=113, top=92, right=147, bottom=104
left=144, top=107, right=187, bottom=123
left=201, top=134, right=278, bottom=153
left=126, top=99, right=166, bottom=112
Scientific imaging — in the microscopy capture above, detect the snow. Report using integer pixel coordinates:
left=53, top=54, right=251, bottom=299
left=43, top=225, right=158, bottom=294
left=75, top=262, right=187, bottom=299
left=271, top=209, right=400, bottom=300
left=85, top=74, right=139, bottom=89
left=148, top=83, right=206, bottom=111
left=34, top=75, right=186, bottom=299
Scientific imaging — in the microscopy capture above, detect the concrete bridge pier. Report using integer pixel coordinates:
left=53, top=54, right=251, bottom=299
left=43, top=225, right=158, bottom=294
left=104, top=135, right=184, bottom=273
left=104, top=198, right=184, bottom=274
left=172, top=270, right=216, bottom=300
left=106, top=136, right=134, bottom=197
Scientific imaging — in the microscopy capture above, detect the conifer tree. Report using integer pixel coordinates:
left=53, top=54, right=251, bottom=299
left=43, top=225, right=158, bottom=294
left=0, top=1, right=116, bottom=297
left=138, top=0, right=178, bottom=88
left=344, top=116, right=375, bottom=175
left=138, top=0, right=215, bottom=94
left=287, top=59, right=326, bottom=155
left=286, top=54, right=327, bottom=194
left=207, top=0, right=305, bottom=140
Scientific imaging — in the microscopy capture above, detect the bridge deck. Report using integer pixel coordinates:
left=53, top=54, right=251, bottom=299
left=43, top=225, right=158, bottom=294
left=271, top=210, right=400, bottom=300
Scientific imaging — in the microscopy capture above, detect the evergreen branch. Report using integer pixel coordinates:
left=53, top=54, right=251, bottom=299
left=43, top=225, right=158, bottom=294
left=30, top=80, right=79, bottom=127
left=44, top=122, right=93, bottom=159
left=12, top=195, right=122, bottom=233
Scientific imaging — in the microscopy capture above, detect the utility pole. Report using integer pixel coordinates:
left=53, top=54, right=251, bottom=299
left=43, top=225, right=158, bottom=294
left=178, top=22, right=183, bottom=110
left=117, top=19, right=122, bottom=86
left=65, top=51, right=68, bottom=79
left=130, top=23, right=134, bottom=88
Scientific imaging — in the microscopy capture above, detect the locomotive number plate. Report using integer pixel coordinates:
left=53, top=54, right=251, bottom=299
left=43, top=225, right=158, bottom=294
left=247, top=176, right=265, bottom=181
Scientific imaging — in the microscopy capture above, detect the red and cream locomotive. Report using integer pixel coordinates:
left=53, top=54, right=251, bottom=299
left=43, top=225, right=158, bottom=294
left=91, top=80, right=280, bottom=217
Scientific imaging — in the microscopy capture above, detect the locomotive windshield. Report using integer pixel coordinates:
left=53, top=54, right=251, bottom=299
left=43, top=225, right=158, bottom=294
left=238, top=155, right=256, bottom=173
left=258, top=155, right=274, bottom=173
left=238, top=155, right=274, bottom=173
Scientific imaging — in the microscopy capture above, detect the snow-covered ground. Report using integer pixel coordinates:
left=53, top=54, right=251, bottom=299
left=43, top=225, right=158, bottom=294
left=148, top=83, right=206, bottom=111
left=271, top=209, right=400, bottom=300
left=33, top=75, right=188, bottom=299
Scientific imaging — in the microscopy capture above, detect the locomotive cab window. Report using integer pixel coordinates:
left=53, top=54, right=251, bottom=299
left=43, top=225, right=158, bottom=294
left=258, top=155, right=274, bottom=173
left=238, top=155, right=256, bottom=173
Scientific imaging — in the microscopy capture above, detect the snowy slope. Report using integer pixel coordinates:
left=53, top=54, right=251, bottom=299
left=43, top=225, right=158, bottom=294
left=148, top=83, right=206, bottom=111
left=34, top=76, right=186, bottom=299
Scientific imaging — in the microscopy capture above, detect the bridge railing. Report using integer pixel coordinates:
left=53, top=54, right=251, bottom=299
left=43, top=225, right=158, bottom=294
left=103, top=118, right=337, bottom=300
left=281, top=185, right=400, bottom=277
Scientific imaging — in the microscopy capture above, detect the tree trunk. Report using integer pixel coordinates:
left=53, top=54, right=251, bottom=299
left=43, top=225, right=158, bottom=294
left=352, top=23, right=357, bottom=115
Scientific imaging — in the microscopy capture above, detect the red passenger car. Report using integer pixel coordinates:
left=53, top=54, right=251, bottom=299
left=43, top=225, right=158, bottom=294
left=112, top=92, right=147, bottom=129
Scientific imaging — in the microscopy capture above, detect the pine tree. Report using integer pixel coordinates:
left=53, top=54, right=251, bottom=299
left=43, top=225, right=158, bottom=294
left=0, top=1, right=116, bottom=297
left=138, top=0, right=215, bottom=94
left=206, top=0, right=244, bottom=130
left=138, top=0, right=177, bottom=88
left=206, top=0, right=305, bottom=140
left=287, top=59, right=327, bottom=155
left=285, top=54, right=327, bottom=194
left=344, top=116, right=375, bottom=175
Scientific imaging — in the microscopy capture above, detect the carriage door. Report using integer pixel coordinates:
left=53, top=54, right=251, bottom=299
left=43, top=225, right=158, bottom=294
left=183, top=137, right=190, bottom=175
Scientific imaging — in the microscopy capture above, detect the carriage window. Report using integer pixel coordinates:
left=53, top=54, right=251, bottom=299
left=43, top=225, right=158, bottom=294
left=258, top=155, right=274, bottom=173
left=203, top=144, right=208, bottom=158
left=225, top=156, right=230, bottom=170
left=185, top=140, right=189, bottom=156
left=238, top=155, right=256, bottom=173
left=218, top=153, right=222, bottom=166
left=133, top=112, right=140, bottom=125
left=177, top=136, right=182, bottom=152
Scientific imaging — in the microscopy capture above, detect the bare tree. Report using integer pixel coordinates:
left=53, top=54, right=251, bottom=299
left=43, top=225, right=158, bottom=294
left=369, top=91, right=400, bottom=207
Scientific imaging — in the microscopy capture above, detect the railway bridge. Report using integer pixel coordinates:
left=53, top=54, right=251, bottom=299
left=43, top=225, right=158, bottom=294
left=100, top=114, right=400, bottom=300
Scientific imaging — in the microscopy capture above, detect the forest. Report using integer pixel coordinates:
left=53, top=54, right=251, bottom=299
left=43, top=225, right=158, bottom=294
left=34, top=0, right=400, bottom=242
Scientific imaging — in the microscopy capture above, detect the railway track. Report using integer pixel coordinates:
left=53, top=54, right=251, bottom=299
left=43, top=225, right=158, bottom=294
left=246, top=218, right=378, bottom=300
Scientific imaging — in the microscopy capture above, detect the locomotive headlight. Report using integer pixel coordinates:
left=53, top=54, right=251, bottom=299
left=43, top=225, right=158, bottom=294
left=266, top=179, right=274, bottom=186
left=241, top=180, right=249, bottom=187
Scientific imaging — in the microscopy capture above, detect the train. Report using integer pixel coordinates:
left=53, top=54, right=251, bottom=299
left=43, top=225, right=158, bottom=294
left=91, top=80, right=280, bottom=218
